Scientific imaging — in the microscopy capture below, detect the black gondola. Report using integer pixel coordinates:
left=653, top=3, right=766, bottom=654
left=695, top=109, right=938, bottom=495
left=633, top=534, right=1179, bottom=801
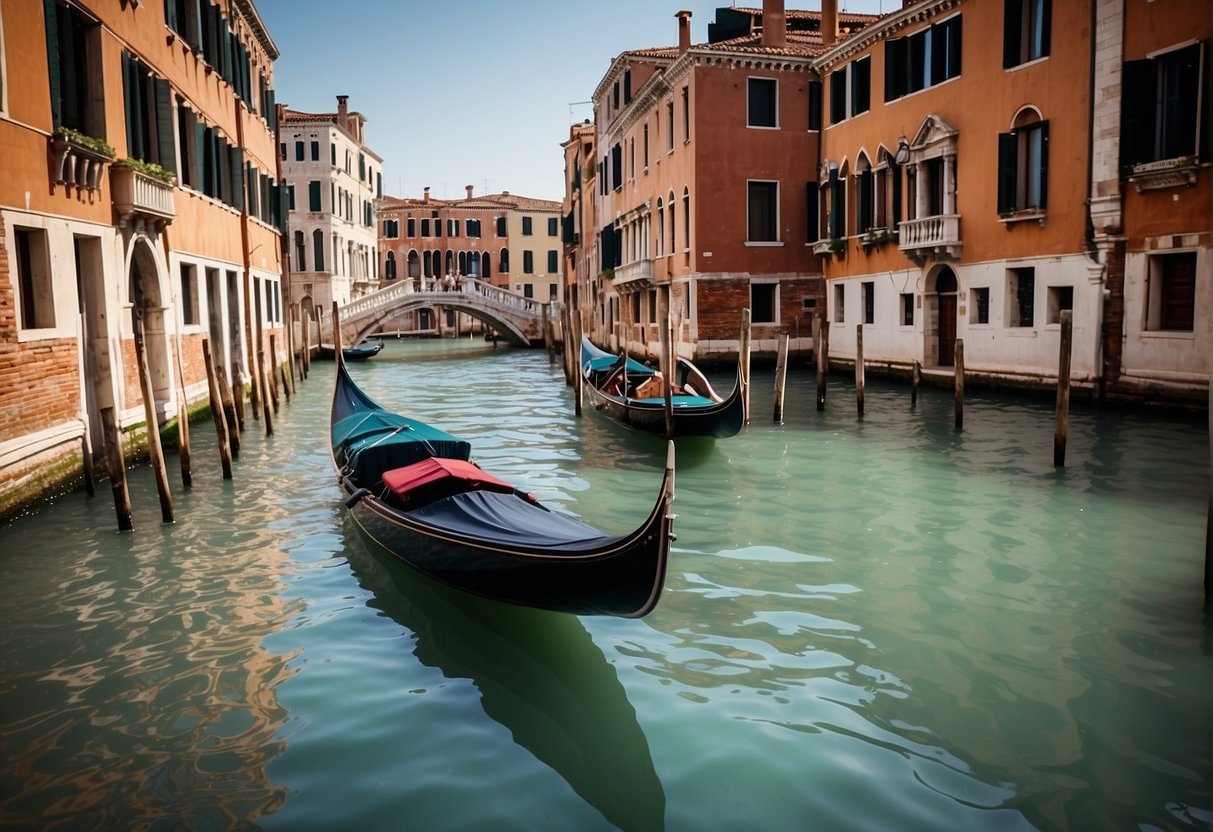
left=330, top=347, right=676, bottom=618
left=318, top=339, right=383, bottom=361
left=580, top=336, right=744, bottom=439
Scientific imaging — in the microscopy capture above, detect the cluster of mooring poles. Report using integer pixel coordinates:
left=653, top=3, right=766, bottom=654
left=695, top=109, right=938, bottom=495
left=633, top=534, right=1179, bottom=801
left=99, top=300, right=320, bottom=532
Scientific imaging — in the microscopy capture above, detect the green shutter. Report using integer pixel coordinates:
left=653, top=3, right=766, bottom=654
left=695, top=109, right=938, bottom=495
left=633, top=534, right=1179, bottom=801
left=229, top=146, right=244, bottom=211
left=308, top=180, right=321, bottom=212
left=997, top=131, right=1018, bottom=214
left=122, top=51, right=137, bottom=158
left=154, top=78, right=177, bottom=174
left=194, top=121, right=206, bottom=190
left=1037, top=121, right=1049, bottom=209
left=44, top=0, right=62, bottom=129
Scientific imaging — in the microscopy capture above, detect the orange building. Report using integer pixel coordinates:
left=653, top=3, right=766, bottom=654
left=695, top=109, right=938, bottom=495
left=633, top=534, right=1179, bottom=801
left=813, top=0, right=1208, bottom=404
left=0, top=0, right=286, bottom=517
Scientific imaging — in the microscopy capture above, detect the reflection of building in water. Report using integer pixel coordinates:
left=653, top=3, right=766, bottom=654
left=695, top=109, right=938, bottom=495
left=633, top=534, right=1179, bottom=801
left=1, top=523, right=298, bottom=828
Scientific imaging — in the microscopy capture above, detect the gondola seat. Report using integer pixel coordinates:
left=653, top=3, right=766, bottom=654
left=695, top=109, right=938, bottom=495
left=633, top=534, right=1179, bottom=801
left=382, top=456, right=521, bottom=507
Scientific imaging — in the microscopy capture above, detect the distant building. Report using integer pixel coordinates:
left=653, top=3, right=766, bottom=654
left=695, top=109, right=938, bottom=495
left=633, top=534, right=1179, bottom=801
left=281, top=96, right=383, bottom=318
left=0, top=0, right=286, bottom=518
left=377, top=186, right=565, bottom=310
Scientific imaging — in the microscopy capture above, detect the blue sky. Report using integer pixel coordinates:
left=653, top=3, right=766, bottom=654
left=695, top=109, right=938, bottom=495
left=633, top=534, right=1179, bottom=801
left=255, top=1, right=892, bottom=202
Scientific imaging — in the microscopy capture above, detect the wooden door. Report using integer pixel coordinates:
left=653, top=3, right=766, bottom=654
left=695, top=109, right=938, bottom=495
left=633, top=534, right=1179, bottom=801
left=938, top=294, right=956, bottom=366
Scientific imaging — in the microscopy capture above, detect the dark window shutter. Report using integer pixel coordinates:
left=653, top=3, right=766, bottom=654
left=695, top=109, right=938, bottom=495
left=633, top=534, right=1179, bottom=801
left=857, top=169, right=871, bottom=232
left=1037, top=121, right=1049, bottom=208
left=944, top=16, right=962, bottom=79
left=884, top=38, right=903, bottom=101
left=1039, top=0, right=1052, bottom=58
left=122, top=52, right=138, bottom=159
left=1120, top=59, right=1154, bottom=168
left=194, top=121, right=206, bottom=190
left=830, top=71, right=847, bottom=124
left=891, top=160, right=902, bottom=227
left=44, top=0, right=63, bottom=129
left=828, top=168, right=842, bottom=239
left=808, top=80, right=822, bottom=130
left=228, top=146, right=243, bottom=211
left=1003, top=0, right=1023, bottom=68
left=308, top=180, right=321, bottom=212
left=852, top=59, right=870, bottom=115
left=623, top=69, right=632, bottom=103
left=164, top=0, right=177, bottom=31
left=154, top=78, right=177, bottom=174
left=997, top=131, right=1017, bottom=214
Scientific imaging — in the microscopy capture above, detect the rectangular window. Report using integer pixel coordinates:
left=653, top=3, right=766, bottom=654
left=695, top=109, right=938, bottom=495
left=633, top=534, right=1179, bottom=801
left=448, top=219, right=460, bottom=236
left=884, top=15, right=963, bottom=101
left=523, top=283, right=534, bottom=299
left=901, top=292, right=915, bottom=326
left=121, top=54, right=177, bottom=176
left=834, top=284, right=846, bottom=323
left=681, top=87, right=690, bottom=142
left=407, top=217, right=416, bottom=236
left=547, top=250, right=558, bottom=273
left=331, top=144, right=336, bottom=165
left=310, top=140, right=319, bottom=161
left=496, top=216, right=507, bottom=236
left=808, top=80, right=822, bottom=131
left=523, top=250, right=534, bottom=274
left=862, top=281, right=875, bottom=324
left=751, top=283, right=777, bottom=324
left=830, top=69, right=848, bottom=124
left=295, top=140, right=304, bottom=161
left=1047, top=285, right=1073, bottom=324
left=308, top=180, right=321, bottom=211
left=45, top=0, right=105, bottom=136
left=747, top=181, right=779, bottom=242
left=547, top=217, right=558, bottom=236
left=748, top=77, right=777, bottom=127
left=421, top=218, right=430, bottom=237
left=15, top=228, right=55, bottom=330
left=667, top=100, right=675, bottom=150
left=384, top=219, right=398, bottom=238
left=180, top=263, right=199, bottom=326
left=997, top=120, right=1049, bottom=214
left=466, top=219, right=481, bottom=237
left=1003, top=0, right=1051, bottom=68
left=852, top=57, right=871, bottom=117
left=1146, top=252, right=1196, bottom=331
left=972, top=287, right=990, bottom=324
left=522, top=216, right=533, bottom=236
left=1121, top=43, right=1206, bottom=168
left=1008, top=267, right=1036, bottom=327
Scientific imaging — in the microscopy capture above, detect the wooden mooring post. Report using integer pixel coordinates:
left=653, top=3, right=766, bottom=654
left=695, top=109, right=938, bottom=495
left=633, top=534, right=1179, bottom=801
left=202, top=339, right=233, bottom=480
left=300, top=307, right=311, bottom=380
left=573, top=313, right=584, bottom=418
left=230, top=361, right=246, bottom=434
left=215, top=363, right=240, bottom=458
left=133, top=308, right=173, bottom=523
left=100, top=406, right=133, bottom=531
left=911, top=360, right=921, bottom=407
left=740, top=308, right=752, bottom=424
left=954, top=339, right=965, bottom=431
left=662, top=312, right=675, bottom=439
left=815, top=315, right=826, bottom=411
left=272, top=333, right=290, bottom=402
left=855, top=324, right=865, bottom=418
left=1054, top=311, right=1073, bottom=467
left=773, top=333, right=789, bottom=423
left=173, top=331, right=192, bottom=489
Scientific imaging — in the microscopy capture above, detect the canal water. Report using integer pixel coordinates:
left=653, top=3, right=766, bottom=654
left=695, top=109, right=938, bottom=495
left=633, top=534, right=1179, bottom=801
left=0, top=339, right=1208, bottom=831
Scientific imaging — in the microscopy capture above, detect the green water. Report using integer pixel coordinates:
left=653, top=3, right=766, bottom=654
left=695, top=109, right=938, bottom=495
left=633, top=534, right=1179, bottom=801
left=0, top=339, right=1208, bottom=831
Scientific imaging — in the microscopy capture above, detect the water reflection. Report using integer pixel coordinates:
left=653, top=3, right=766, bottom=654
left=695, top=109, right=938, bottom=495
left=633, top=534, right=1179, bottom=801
left=342, top=519, right=666, bottom=832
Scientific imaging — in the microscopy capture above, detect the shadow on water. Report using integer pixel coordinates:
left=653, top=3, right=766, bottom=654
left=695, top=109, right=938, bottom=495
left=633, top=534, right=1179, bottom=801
left=341, top=517, right=666, bottom=832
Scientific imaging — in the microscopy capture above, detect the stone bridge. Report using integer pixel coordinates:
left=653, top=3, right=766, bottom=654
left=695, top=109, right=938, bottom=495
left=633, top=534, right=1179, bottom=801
left=321, top=278, right=561, bottom=348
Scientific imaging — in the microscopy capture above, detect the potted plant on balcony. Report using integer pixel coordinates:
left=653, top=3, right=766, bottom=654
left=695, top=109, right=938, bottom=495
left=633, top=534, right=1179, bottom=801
left=827, top=238, right=847, bottom=258
left=51, top=127, right=115, bottom=190
left=113, top=156, right=176, bottom=184
left=52, top=126, right=115, bottom=159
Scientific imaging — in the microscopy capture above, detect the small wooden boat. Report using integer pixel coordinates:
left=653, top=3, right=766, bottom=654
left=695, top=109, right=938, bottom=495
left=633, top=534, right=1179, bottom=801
left=580, top=336, right=744, bottom=439
left=317, top=339, right=383, bottom=361
left=330, top=346, right=676, bottom=617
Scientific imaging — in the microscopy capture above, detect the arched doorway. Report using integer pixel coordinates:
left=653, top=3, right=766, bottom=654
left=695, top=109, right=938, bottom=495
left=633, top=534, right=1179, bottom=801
left=932, top=266, right=958, bottom=367
left=127, top=237, right=172, bottom=421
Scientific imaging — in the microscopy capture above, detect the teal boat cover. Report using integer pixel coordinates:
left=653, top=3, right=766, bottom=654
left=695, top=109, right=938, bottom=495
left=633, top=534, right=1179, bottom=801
left=333, top=410, right=471, bottom=486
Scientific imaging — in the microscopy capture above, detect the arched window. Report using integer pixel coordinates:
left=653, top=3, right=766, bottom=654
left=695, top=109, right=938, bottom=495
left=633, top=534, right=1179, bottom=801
left=682, top=187, right=691, bottom=252
left=445, top=250, right=453, bottom=275
left=499, top=248, right=510, bottom=272
left=423, top=250, right=433, bottom=278
left=312, top=229, right=325, bottom=271
left=855, top=152, right=873, bottom=234
left=496, top=216, right=506, bottom=236
left=294, top=231, right=306, bottom=271
left=998, top=107, right=1049, bottom=214
left=656, top=198, right=665, bottom=256
left=385, top=251, right=396, bottom=280
left=458, top=251, right=467, bottom=275
left=668, top=190, right=676, bottom=255
left=408, top=249, right=421, bottom=278
left=481, top=252, right=491, bottom=279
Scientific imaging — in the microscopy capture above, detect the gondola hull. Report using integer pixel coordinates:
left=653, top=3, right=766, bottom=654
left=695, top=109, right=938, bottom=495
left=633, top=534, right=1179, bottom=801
left=331, top=355, right=675, bottom=617
left=581, top=337, right=744, bottom=439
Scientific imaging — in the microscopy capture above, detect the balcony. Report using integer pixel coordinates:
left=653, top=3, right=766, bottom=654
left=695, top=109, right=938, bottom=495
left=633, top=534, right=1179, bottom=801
left=612, top=257, right=654, bottom=291
left=111, top=164, right=175, bottom=229
left=50, top=132, right=113, bottom=194
left=898, top=214, right=961, bottom=264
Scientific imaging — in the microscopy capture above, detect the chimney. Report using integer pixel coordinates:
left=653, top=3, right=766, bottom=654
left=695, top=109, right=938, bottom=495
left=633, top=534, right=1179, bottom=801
left=423, top=186, right=430, bottom=204
left=821, top=0, right=837, bottom=48
left=676, top=10, right=692, bottom=53
left=466, top=185, right=474, bottom=199
left=336, top=95, right=349, bottom=129
left=762, top=0, right=786, bottom=48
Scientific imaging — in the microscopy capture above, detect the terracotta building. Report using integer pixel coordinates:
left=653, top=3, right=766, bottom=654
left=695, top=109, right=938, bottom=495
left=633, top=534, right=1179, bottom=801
left=815, top=0, right=1209, bottom=404
left=569, top=0, right=1208, bottom=404
left=281, top=96, right=382, bottom=317
left=377, top=187, right=565, bottom=305
left=0, top=0, right=286, bottom=518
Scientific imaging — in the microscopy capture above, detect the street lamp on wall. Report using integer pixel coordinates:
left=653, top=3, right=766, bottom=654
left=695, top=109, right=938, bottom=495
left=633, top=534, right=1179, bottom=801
left=894, top=136, right=911, bottom=165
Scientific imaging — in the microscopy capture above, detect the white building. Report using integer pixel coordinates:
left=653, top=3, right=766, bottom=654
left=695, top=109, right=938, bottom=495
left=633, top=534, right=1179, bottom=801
left=281, top=95, right=383, bottom=316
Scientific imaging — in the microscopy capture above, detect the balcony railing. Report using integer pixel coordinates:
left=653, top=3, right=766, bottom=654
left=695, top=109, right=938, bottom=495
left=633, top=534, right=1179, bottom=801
left=111, top=166, right=175, bottom=228
left=613, top=257, right=654, bottom=290
left=50, top=135, right=111, bottom=193
left=898, top=214, right=961, bottom=263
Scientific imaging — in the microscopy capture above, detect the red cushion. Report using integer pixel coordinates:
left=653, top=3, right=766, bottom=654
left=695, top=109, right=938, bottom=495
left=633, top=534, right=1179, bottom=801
left=381, top=457, right=515, bottom=501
